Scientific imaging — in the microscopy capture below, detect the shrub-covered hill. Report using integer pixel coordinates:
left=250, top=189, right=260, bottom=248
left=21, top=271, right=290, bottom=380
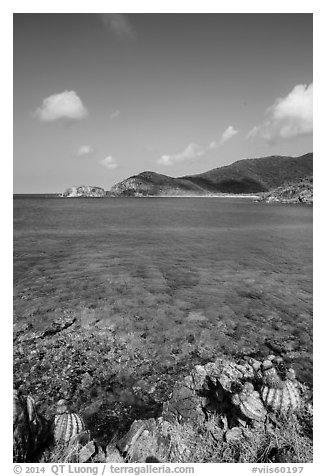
left=182, top=153, right=312, bottom=194
left=110, top=171, right=208, bottom=196
left=110, top=153, right=312, bottom=196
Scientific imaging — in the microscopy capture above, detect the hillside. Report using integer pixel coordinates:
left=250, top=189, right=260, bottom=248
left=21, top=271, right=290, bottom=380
left=110, top=171, right=209, bottom=196
left=110, top=153, right=312, bottom=196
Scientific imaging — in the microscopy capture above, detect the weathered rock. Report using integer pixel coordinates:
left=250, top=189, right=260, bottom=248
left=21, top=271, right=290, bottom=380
left=117, top=420, right=149, bottom=457
left=62, top=186, right=106, bottom=198
left=193, top=359, right=255, bottom=394
left=95, top=444, right=107, bottom=463
left=68, top=430, right=91, bottom=448
left=60, top=436, right=95, bottom=463
left=190, top=365, right=209, bottom=390
left=161, top=358, right=256, bottom=425
left=117, top=417, right=191, bottom=463
left=258, top=176, right=313, bottom=204
left=41, top=316, right=76, bottom=338
left=105, top=444, right=125, bottom=463
left=81, top=372, right=93, bottom=390
left=162, top=376, right=205, bottom=424
left=79, top=441, right=96, bottom=463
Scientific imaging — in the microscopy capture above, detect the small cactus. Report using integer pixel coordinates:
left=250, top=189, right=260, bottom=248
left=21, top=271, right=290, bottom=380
left=53, top=399, right=86, bottom=445
left=261, top=362, right=284, bottom=389
left=231, top=382, right=267, bottom=422
left=259, top=357, right=301, bottom=414
left=261, top=380, right=301, bottom=414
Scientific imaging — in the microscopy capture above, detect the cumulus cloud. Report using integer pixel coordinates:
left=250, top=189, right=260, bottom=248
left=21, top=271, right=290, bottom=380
left=208, top=141, right=218, bottom=150
left=100, top=156, right=118, bottom=169
left=110, top=109, right=120, bottom=120
left=100, top=14, right=136, bottom=40
left=247, top=83, right=313, bottom=141
left=158, top=126, right=239, bottom=166
left=34, top=91, right=88, bottom=122
left=246, top=126, right=260, bottom=140
left=158, top=143, right=204, bottom=166
left=220, top=125, right=239, bottom=144
left=76, top=145, right=93, bottom=156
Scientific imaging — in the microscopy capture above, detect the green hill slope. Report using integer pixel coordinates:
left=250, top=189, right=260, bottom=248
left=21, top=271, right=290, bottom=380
left=110, top=153, right=313, bottom=196
left=181, top=153, right=313, bottom=194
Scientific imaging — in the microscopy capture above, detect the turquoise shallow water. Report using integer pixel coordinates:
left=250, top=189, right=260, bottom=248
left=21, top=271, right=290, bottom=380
left=13, top=197, right=313, bottom=383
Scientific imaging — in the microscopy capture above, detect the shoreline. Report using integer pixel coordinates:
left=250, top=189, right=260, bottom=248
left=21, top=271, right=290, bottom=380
left=15, top=194, right=261, bottom=199
left=141, top=194, right=260, bottom=199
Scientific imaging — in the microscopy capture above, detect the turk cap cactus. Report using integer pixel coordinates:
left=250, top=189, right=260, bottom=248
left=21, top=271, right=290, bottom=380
left=231, top=382, right=267, bottom=422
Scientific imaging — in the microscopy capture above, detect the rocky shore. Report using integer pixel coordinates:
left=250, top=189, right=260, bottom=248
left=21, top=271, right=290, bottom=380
left=257, top=177, right=313, bottom=204
left=62, top=186, right=107, bottom=198
left=14, top=315, right=313, bottom=463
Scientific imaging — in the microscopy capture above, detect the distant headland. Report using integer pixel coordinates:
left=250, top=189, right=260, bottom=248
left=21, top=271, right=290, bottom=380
left=61, top=153, right=313, bottom=203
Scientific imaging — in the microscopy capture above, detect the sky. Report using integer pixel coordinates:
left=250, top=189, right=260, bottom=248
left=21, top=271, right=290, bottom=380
left=13, top=13, right=313, bottom=193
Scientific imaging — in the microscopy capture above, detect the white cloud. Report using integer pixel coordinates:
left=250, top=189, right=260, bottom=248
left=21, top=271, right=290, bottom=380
left=247, top=83, right=313, bottom=141
left=76, top=145, right=93, bottom=156
left=208, top=141, right=218, bottom=150
left=246, top=126, right=260, bottom=140
left=100, top=156, right=118, bottom=169
left=220, top=125, right=239, bottom=144
left=34, top=91, right=88, bottom=122
left=158, top=126, right=239, bottom=166
left=158, top=143, right=204, bottom=166
left=110, top=109, right=120, bottom=120
left=100, top=14, right=136, bottom=40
